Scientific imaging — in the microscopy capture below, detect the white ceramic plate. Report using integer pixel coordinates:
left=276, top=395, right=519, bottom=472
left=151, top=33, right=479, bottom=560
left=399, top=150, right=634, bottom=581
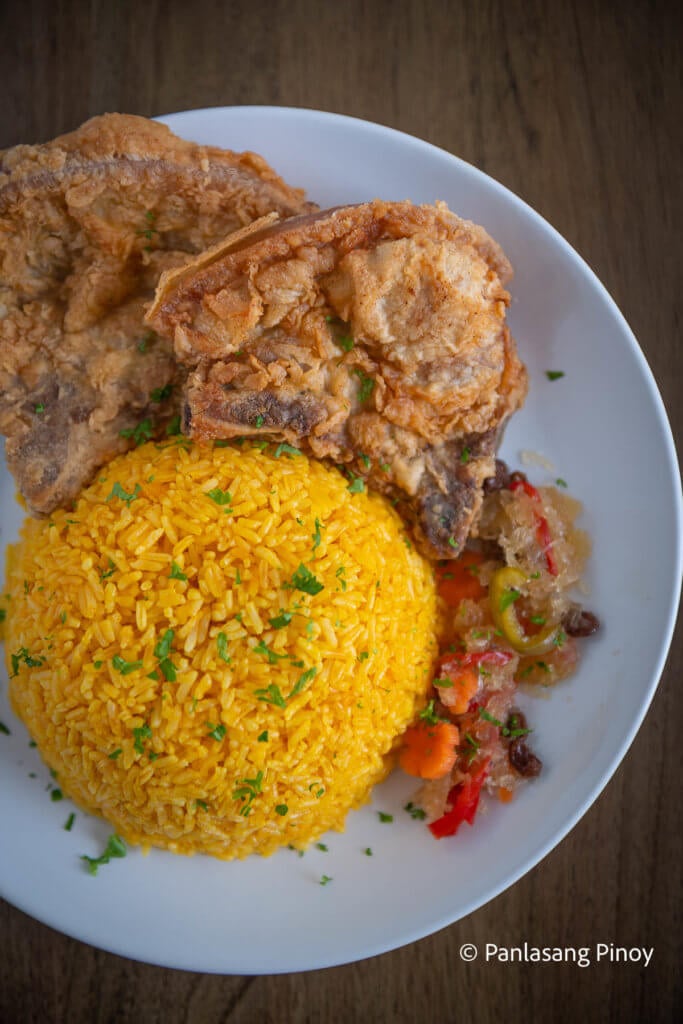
left=0, top=107, right=681, bottom=974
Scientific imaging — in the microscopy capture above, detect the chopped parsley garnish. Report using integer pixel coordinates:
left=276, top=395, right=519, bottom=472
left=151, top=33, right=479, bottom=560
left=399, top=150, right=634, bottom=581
left=335, top=566, right=347, bottom=591
left=64, top=812, right=76, bottom=832
left=257, top=730, right=269, bottom=743
left=432, top=677, right=454, bottom=688
left=0, top=722, right=10, bottom=736
left=206, top=723, right=227, bottom=742
left=232, top=771, right=263, bottom=816
left=319, top=875, right=333, bottom=886
left=119, top=418, right=153, bottom=446
left=9, top=646, right=46, bottom=677
left=536, top=660, right=551, bottom=673
left=169, top=561, right=188, bottom=581
left=419, top=698, right=447, bottom=725
left=404, top=802, right=427, bottom=821
left=545, top=370, right=565, bottom=381
left=503, top=714, right=532, bottom=739
left=150, top=383, right=173, bottom=403
left=359, top=454, right=371, bottom=469
left=206, top=487, right=232, bottom=506
left=166, top=414, right=181, bottom=436
left=286, top=563, right=324, bottom=595
left=529, top=615, right=546, bottom=625
left=216, top=632, right=231, bottom=664
left=478, top=708, right=503, bottom=727
left=137, top=330, right=156, bottom=353
left=132, top=723, right=152, bottom=754
left=555, top=477, right=568, bottom=488
left=289, top=666, right=317, bottom=698
left=93, top=660, right=103, bottom=669
left=35, top=403, right=45, bottom=414
left=462, top=733, right=481, bottom=763
left=153, top=630, right=177, bottom=681
left=269, top=610, right=293, bottom=629
left=316, top=843, right=328, bottom=852
left=448, top=537, right=459, bottom=550
left=312, top=518, right=323, bottom=551
left=378, top=812, right=393, bottom=823
left=352, top=368, right=375, bottom=404
left=195, top=800, right=209, bottom=811
left=460, top=446, right=471, bottom=464
left=357, top=651, right=369, bottom=663
left=335, top=333, right=354, bottom=352
left=81, top=834, right=126, bottom=875
left=364, top=847, right=373, bottom=856
left=0, top=608, right=5, bottom=623
left=255, top=414, right=265, bottom=428
left=112, top=655, right=142, bottom=675
left=253, top=639, right=288, bottom=664
left=106, top=482, right=141, bottom=506
left=380, top=463, right=390, bottom=472
left=9, top=643, right=46, bottom=675
left=553, top=630, right=567, bottom=648
left=499, top=588, right=522, bottom=612
left=273, top=442, right=301, bottom=458
left=254, top=683, right=287, bottom=709
left=99, top=558, right=116, bottom=581
left=275, top=804, right=289, bottom=816
left=347, top=476, right=365, bottom=494
left=50, top=788, right=63, bottom=802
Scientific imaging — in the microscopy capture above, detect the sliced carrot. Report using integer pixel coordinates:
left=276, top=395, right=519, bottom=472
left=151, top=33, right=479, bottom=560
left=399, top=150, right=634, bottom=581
left=498, top=786, right=514, bottom=803
left=435, top=667, right=479, bottom=715
left=399, top=721, right=460, bottom=780
left=436, top=550, right=487, bottom=606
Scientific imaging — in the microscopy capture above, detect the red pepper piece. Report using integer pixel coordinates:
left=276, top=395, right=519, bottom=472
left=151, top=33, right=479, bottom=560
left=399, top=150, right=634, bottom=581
left=428, top=760, right=490, bottom=839
left=510, top=479, right=559, bottom=576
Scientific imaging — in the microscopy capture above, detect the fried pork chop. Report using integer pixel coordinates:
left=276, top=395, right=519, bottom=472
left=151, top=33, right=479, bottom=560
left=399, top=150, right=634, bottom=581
left=147, top=201, right=527, bottom=557
left=0, top=113, right=313, bottom=514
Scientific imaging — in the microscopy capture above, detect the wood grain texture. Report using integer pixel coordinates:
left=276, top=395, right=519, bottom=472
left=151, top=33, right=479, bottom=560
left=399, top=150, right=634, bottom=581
left=1, top=0, right=681, bottom=1021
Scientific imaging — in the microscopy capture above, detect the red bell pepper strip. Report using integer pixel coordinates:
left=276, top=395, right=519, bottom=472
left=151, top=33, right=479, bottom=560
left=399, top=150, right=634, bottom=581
left=428, top=760, right=490, bottom=838
left=509, top=479, right=559, bottom=576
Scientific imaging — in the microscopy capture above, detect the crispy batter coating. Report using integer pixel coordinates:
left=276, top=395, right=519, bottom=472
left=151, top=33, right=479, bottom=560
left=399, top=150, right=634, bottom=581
left=0, top=113, right=313, bottom=513
left=147, top=200, right=527, bottom=556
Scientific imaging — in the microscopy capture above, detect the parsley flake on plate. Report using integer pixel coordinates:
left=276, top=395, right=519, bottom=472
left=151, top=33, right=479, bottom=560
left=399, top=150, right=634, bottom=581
left=81, top=834, right=126, bottom=876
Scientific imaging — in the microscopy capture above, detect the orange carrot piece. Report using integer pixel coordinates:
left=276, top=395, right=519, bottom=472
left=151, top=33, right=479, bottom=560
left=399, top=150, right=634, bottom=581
left=498, top=786, right=514, bottom=803
left=399, top=721, right=460, bottom=780
left=436, top=550, right=487, bottom=606
left=435, top=667, right=479, bottom=715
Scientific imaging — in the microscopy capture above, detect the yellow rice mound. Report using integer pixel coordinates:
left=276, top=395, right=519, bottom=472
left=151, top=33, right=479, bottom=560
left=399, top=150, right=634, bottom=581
left=4, top=441, right=438, bottom=859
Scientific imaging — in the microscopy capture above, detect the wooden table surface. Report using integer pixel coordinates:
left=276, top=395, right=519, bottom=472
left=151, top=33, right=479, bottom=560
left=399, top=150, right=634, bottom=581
left=1, top=1, right=681, bottom=1021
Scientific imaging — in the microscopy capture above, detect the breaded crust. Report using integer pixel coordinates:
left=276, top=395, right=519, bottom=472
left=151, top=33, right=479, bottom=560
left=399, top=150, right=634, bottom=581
left=147, top=200, right=527, bottom=557
left=0, top=114, right=314, bottom=514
